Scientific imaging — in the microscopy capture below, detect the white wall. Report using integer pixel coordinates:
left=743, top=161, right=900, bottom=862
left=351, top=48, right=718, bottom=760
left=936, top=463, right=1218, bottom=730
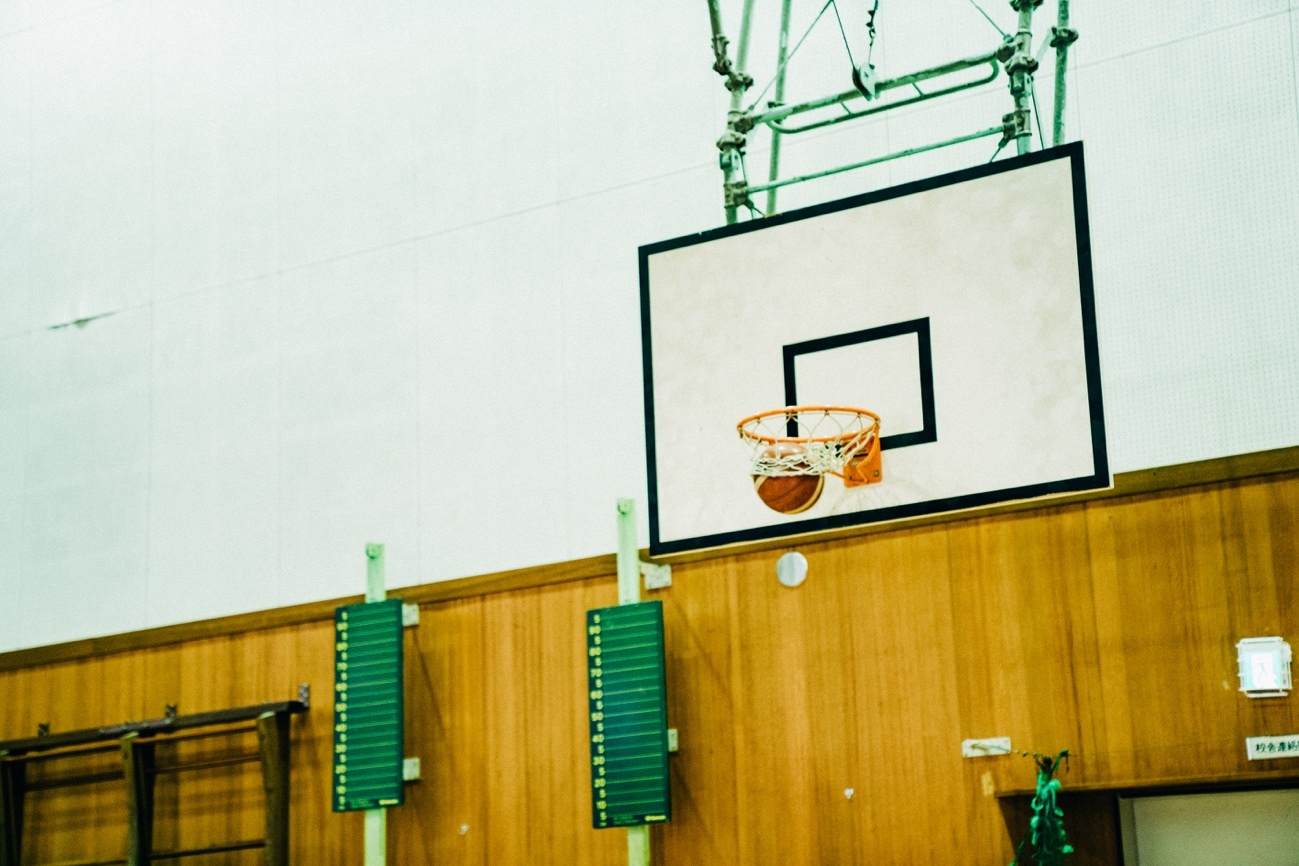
left=1, top=0, right=1297, bottom=650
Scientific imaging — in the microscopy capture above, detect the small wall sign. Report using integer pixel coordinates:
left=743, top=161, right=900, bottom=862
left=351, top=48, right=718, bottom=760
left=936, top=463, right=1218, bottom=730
left=1246, top=734, right=1299, bottom=760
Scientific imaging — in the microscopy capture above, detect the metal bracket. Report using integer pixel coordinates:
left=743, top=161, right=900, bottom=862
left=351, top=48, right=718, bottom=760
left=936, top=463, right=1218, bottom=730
left=723, top=180, right=751, bottom=211
left=1050, top=26, right=1078, bottom=48
left=640, top=561, right=672, bottom=591
left=402, top=757, right=421, bottom=782
left=1005, top=53, right=1040, bottom=76
left=297, top=684, right=311, bottom=709
left=402, top=603, right=420, bottom=627
left=851, top=64, right=878, bottom=100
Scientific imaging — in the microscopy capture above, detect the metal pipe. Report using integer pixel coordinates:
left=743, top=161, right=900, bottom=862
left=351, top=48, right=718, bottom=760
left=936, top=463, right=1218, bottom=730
left=748, top=49, right=1001, bottom=127
left=364, top=543, right=386, bottom=866
left=765, top=0, right=795, bottom=215
left=1052, top=0, right=1072, bottom=146
left=1008, top=1, right=1037, bottom=156
left=615, top=499, right=648, bottom=866
left=748, top=125, right=1004, bottom=193
left=706, top=0, right=726, bottom=62
left=731, top=0, right=755, bottom=113
left=768, top=61, right=999, bottom=134
left=722, top=0, right=757, bottom=224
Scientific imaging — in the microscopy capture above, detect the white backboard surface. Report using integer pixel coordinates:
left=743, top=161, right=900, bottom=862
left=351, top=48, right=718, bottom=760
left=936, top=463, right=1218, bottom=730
left=640, top=146, right=1108, bottom=554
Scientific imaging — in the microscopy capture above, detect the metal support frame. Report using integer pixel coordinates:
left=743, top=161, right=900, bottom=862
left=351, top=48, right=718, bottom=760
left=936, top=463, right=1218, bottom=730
left=122, top=733, right=156, bottom=866
left=706, top=0, right=1077, bottom=216
left=364, top=542, right=388, bottom=866
left=1051, top=0, right=1076, bottom=146
left=0, top=754, right=24, bottom=866
left=1006, top=0, right=1041, bottom=156
left=615, top=499, right=651, bottom=866
left=765, top=0, right=795, bottom=215
left=708, top=0, right=756, bottom=224
left=0, top=699, right=307, bottom=866
left=257, top=711, right=291, bottom=866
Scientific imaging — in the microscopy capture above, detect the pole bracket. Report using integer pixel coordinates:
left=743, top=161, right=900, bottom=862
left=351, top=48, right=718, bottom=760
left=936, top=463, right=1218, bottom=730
left=1050, top=26, right=1078, bottom=48
left=711, top=35, right=754, bottom=93
left=640, top=562, right=672, bottom=591
left=723, top=180, right=751, bottom=211
left=1005, top=53, right=1039, bottom=76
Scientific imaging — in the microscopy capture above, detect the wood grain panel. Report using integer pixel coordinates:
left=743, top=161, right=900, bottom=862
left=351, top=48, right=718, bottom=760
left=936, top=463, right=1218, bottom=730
left=2, top=471, right=1298, bottom=864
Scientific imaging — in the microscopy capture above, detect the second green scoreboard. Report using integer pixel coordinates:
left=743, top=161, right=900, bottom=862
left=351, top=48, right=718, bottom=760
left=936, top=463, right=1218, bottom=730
left=586, top=600, right=671, bottom=828
left=333, top=598, right=405, bottom=812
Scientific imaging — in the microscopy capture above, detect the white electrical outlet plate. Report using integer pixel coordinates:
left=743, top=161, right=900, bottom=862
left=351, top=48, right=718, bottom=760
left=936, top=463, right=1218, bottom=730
left=641, top=561, right=672, bottom=590
left=402, top=603, right=420, bottom=627
left=667, top=728, right=679, bottom=753
left=403, top=757, right=421, bottom=781
left=962, top=737, right=1012, bottom=758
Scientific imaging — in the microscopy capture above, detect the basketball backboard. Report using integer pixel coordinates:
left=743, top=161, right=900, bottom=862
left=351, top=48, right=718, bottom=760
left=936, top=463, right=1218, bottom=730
left=640, top=144, right=1107, bottom=555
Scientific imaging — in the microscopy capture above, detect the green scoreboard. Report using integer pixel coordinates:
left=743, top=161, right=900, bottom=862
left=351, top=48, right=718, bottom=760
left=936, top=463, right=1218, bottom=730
left=332, top=598, right=404, bottom=812
left=586, top=600, right=671, bottom=829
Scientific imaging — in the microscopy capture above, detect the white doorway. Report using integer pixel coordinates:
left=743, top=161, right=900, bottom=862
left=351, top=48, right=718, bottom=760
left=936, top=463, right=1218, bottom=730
left=1119, top=789, right=1299, bottom=866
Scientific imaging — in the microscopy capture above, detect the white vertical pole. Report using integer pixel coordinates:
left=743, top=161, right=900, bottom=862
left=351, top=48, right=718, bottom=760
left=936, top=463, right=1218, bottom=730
left=615, top=500, right=650, bottom=866
left=364, top=543, right=387, bottom=866
left=616, top=499, right=640, bottom=606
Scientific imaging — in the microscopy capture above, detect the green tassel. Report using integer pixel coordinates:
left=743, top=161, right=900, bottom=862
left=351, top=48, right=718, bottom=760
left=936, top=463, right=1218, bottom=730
left=1009, top=749, right=1071, bottom=866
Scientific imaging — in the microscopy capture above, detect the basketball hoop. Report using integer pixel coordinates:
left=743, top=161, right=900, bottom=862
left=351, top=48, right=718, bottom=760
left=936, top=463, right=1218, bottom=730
left=737, top=406, right=882, bottom=512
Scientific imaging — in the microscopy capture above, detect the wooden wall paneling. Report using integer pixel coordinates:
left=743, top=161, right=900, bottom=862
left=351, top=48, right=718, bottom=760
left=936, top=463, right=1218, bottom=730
left=946, top=509, right=1093, bottom=861
left=1, top=472, right=1298, bottom=865
left=285, top=620, right=350, bottom=866
left=658, top=557, right=740, bottom=866
left=780, top=541, right=865, bottom=866
left=724, top=552, right=817, bottom=866
left=844, top=527, right=973, bottom=864
left=1088, top=490, right=1239, bottom=778
left=1220, top=479, right=1299, bottom=770
left=397, top=595, right=486, bottom=864
left=477, top=578, right=623, bottom=865
left=1078, top=501, right=1137, bottom=783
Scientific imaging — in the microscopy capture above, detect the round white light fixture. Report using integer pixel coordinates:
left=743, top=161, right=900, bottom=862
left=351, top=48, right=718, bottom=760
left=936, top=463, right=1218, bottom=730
left=776, top=551, right=808, bottom=587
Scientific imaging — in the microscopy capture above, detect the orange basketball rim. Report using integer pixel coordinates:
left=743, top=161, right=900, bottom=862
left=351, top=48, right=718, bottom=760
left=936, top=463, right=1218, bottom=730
left=737, top=405, right=883, bottom=488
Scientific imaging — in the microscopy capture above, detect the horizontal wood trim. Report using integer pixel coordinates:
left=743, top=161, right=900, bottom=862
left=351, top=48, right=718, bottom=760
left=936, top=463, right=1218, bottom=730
left=0, top=553, right=616, bottom=673
left=2, top=444, right=1297, bottom=673
left=997, top=768, right=1299, bottom=798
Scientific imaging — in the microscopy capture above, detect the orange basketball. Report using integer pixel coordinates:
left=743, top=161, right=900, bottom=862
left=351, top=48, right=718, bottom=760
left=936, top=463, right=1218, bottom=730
left=752, top=473, right=824, bottom=514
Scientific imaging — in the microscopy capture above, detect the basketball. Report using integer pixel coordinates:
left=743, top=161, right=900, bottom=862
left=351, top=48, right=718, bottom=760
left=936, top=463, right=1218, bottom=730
left=753, top=473, right=825, bottom=514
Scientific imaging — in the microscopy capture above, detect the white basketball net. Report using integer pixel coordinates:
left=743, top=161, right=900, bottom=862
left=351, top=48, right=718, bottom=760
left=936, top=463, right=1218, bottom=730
left=738, top=407, right=879, bottom=477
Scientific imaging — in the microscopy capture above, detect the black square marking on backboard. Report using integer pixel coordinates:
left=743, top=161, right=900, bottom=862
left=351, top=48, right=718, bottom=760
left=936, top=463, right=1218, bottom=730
left=782, top=317, right=936, bottom=449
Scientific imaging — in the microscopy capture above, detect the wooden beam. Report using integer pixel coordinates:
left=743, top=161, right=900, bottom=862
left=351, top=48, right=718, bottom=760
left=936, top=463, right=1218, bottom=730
left=0, top=445, right=1296, bottom=673
left=0, top=554, right=617, bottom=673
left=120, top=734, right=155, bottom=866
left=0, top=755, right=24, bottom=866
left=256, top=712, right=290, bottom=866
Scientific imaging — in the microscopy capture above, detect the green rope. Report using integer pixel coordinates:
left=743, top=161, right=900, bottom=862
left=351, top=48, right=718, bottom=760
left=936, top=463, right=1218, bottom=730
left=1010, top=750, right=1073, bottom=866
